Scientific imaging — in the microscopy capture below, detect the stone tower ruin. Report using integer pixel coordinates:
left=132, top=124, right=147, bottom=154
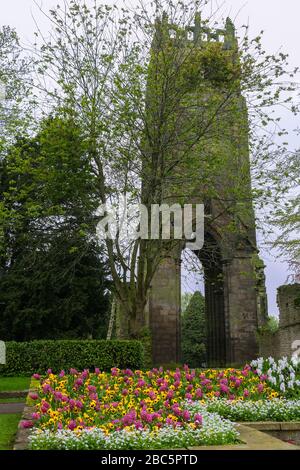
left=147, top=14, right=268, bottom=366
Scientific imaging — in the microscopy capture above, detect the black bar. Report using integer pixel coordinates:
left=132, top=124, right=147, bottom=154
left=0, top=450, right=299, bottom=466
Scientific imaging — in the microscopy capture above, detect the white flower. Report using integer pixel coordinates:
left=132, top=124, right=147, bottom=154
left=292, top=355, right=300, bottom=367
left=28, top=412, right=239, bottom=450
left=280, top=383, right=286, bottom=393
left=290, top=372, right=296, bottom=381
left=268, top=376, right=277, bottom=385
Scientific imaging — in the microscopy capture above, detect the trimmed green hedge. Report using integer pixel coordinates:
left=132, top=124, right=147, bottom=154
left=0, top=340, right=144, bottom=376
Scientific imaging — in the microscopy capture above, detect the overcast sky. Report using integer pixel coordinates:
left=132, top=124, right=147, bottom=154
left=1, top=0, right=299, bottom=315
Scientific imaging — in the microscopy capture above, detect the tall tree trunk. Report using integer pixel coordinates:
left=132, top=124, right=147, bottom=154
left=115, top=299, right=147, bottom=339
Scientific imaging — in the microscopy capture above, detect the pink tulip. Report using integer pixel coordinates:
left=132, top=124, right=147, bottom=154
left=68, top=420, right=77, bottom=430
left=194, top=413, right=203, bottom=425
left=257, top=383, right=264, bottom=393
left=220, top=384, right=229, bottom=394
left=235, top=379, right=242, bottom=388
left=21, top=420, right=34, bottom=429
left=42, top=384, right=52, bottom=394
left=29, top=393, right=39, bottom=400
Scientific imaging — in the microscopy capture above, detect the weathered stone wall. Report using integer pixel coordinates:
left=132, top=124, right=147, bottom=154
left=259, top=284, right=300, bottom=358
left=258, top=331, right=280, bottom=359
left=223, top=254, right=262, bottom=366
left=277, top=284, right=300, bottom=357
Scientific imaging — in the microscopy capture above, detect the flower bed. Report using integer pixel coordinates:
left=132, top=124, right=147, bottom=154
left=250, top=357, right=300, bottom=398
left=26, top=365, right=276, bottom=433
left=186, top=399, right=300, bottom=422
left=29, top=411, right=238, bottom=450
left=23, top=360, right=300, bottom=450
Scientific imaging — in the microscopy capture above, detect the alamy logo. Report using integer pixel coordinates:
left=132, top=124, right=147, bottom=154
left=0, top=341, right=6, bottom=365
left=96, top=195, right=204, bottom=250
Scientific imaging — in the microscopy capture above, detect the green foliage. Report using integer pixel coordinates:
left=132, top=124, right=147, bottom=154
left=188, top=43, right=240, bottom=89
left=181, top=291, right=206, bottom=367
left=0, top=239, right=111, bottom=341
left=0, top=25, right=32, bottom=147
left=181, top=293, right=193, bottom=315
left=0, top=117, right=111, bottom=341
left=268, top=151, right=300, bottom=275
left=0, top=340, right=144, bottom=376
left=257, top=316, right=279, bottom=336
left=138, top=327, right=152, bottom=369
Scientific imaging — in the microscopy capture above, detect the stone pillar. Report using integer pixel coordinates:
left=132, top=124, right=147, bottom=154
left=223, top=254, right=260, bottom=365
left=149, top=255, right=181, bottom=365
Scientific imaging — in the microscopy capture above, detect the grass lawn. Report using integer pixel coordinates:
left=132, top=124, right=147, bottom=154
left=0, top=377, right=30, bottom=392
left=0, top=414, right=21, bottom=450
left=0, top=397, right=25, bottom=403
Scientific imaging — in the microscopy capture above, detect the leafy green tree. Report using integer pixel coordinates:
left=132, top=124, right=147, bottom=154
left=0, top=25, right=33, bottom=270
left=0, top=237, right=110, bottom=341
left=269, top=150, right=300, bottom=278
left=0, top=116, right=111, bottom=340
left=181, top=293, right=193, bottom=315
left=257, top=315, right=279, bottom=336
left=181, top=291, right=206, bottom=368
left=0, top=25, right=33, bottom=150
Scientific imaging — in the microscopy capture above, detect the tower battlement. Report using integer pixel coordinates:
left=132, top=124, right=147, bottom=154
left=160, top=13, right=236, bottom=49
